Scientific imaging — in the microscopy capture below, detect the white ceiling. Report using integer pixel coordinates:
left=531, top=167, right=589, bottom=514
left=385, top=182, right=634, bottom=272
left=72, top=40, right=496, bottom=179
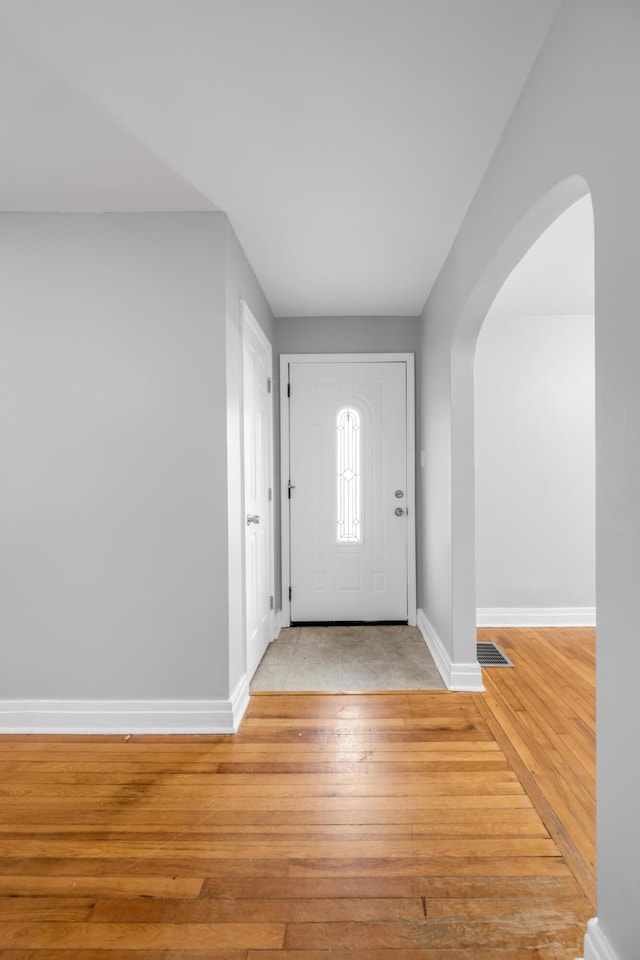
left=488, top=194, right=594, bottom=318
left=0, top=0, right=561, bottom=316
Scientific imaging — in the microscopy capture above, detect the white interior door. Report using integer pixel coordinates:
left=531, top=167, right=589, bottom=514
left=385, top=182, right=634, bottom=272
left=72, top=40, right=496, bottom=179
left=243, top=302, right=273, bottom=677
left=288, top=360, right=408, bottom=622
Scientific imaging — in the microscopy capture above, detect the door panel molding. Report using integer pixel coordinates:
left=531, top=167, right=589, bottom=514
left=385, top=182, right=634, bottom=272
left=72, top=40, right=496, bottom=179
left=280, top=353, right=416, bottom=627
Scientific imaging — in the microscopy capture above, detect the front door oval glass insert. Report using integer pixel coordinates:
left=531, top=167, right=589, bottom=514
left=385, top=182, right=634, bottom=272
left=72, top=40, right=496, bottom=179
left=336, top=405, right=362, bottom=543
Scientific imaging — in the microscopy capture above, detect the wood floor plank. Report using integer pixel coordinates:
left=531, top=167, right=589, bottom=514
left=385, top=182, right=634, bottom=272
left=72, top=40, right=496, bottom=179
left=0, top=855, right=573, bottom=881
left=286, top=857, right=572, bottom=878
left=0, top=921, right=285, bottom=950
left=0, top=819, right=550, bottom=842
left=0, top=741, right=503, bottom=757
left=199, top=875, right=584, bottom=901
left=0, top=792, right=534, bottom=812
left=248, top=951, right=563, bottom=960
left=0, top=836, right=561, bottom=860
left=0, top=754, right=511, bottom=772
left=0, top=767, right=522, bottom=784
left=0, top=898, right=95, bottom=921
left=89, top=896, right=425, bottom=923
left=0, top=948, right=566, bottom=960
left=282, top=917, right=586, bottom=950
left=0, top=875, right=203, bottom=899
left=0, top=815, right=542, bottom=839
left=214, top=759, right=511, bottom=774
left=0, top=953, right=249, bottom=960
left=0, top=856, right=290, bottom=878
left=424, top=896, right=589, bottom=920
left=0, top=807, right=548, bottom=830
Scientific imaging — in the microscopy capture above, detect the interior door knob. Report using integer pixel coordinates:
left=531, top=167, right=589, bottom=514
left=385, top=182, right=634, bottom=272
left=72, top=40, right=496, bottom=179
left=394, top=507, right=405, bottom=517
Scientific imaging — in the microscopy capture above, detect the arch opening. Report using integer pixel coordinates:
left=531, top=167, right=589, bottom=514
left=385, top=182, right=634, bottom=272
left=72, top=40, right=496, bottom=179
left=446, top=174, right=596, bottom=911
left=448, top=175, right=593, bottom=664
left=474, top=193, right=595, bottom=626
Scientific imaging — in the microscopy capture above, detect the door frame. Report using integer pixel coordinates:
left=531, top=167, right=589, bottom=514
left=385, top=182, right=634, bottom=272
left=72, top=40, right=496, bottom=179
left=280, top=353, right=416, bottom=627
left=241, top=299, right=275, bottom=676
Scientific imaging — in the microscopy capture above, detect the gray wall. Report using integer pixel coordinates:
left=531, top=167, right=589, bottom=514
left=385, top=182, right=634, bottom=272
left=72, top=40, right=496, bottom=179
left=474, top=313, right=595, bottom=611
left=276, top=315, right=419, bottom=357
left=0, top=212, right=229, bottom=700
left=418, top=0, right=640, bottom=954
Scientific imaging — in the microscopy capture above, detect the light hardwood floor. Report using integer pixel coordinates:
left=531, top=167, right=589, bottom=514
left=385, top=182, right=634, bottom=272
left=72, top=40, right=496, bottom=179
left=477, top=626, right=596, bottom=910
left=0, top=628, right=595, bottom=957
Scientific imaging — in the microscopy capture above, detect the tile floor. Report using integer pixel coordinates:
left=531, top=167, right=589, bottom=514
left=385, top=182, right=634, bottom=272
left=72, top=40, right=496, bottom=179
left=250, top=624, right=446, bottom=692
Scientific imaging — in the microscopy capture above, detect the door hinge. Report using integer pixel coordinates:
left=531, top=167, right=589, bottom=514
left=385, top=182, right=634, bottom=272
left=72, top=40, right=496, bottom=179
left=267, top=377, right=272, bottom=394
left=288, top=586, right=292, bottom=601
left=268, top=487, right=272, bottom=502
left=287, top=382, right=291, bottom=398
left=269, top=595, right=274, bottom=610
left=288, top=480, right=296, bottom=499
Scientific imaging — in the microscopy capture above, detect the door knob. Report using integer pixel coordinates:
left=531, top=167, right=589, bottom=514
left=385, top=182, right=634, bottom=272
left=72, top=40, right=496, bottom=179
left=246, top=514, right=261, bottom=525
left=394, top=507, right=405, bottom=517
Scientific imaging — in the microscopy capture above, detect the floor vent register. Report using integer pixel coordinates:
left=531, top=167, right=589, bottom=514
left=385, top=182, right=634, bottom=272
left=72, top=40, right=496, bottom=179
left=477, top=642, right=513, bottom=667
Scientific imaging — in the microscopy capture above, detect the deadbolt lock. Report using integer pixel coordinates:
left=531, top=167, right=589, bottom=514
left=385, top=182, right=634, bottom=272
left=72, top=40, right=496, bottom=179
left=394, top=489, right=404, bottom=499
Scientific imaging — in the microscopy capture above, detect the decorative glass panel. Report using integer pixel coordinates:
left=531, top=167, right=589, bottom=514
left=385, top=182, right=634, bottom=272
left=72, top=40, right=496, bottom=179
left=336, top=406, right=362, bottom=543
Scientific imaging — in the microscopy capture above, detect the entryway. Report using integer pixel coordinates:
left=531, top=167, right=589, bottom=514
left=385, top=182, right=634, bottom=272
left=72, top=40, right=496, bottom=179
left=251, top=624, right=444, bottom=691
left=280, top=354, right=416, bottom=627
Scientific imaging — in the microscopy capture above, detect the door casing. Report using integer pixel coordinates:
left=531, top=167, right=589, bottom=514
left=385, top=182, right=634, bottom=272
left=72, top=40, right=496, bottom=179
left=280, top=353, right=416, bottom=627
left=242, top=300, right=275, bottom=677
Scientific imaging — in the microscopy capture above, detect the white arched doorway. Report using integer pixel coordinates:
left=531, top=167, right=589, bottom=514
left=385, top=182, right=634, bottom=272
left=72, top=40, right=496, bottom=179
left=474, top=194, right=595, bottom=627
left=448, top=175, right=592, bottom=668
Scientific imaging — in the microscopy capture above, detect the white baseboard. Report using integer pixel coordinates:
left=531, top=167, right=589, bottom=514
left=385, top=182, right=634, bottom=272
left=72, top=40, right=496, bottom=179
left=477, top=606, right=596, bottom=627
left=581, top=918, right=620, bottom=960
left=273, top=609, right=283, bottom=639
left=0, top=683, right=251, bottom=735
left=230, top=674, right=251, bottom=731
left=417, top=608, right=484, bottom=692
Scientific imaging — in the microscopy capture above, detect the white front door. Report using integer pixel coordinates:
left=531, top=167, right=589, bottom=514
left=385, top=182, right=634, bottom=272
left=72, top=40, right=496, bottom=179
left=242, top=302, right=273, bottom=677
left=288, top=360, right=409, bottom=622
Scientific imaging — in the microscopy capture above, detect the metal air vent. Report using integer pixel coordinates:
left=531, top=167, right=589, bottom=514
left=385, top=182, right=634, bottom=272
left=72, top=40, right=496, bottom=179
left=477, top=642, right=513, bottom=667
